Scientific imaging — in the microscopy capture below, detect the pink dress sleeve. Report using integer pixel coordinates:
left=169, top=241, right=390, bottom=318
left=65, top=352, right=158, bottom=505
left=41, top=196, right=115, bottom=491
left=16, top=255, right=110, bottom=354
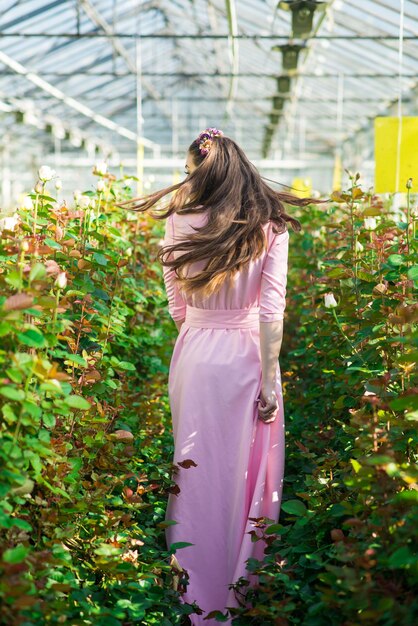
left=162, top=213, right=187, bottom=321
left=259, top=227, right=289, bottom=322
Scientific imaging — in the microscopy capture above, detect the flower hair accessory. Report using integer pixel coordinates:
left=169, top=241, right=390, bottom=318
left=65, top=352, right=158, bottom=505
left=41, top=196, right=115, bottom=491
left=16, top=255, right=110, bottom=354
left=196, top=127, right=224, bottom=156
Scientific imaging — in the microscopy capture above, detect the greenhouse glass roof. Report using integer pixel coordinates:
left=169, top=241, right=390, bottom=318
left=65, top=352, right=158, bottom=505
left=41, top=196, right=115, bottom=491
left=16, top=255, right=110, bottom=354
left=0, top=0, right=417, bottom=194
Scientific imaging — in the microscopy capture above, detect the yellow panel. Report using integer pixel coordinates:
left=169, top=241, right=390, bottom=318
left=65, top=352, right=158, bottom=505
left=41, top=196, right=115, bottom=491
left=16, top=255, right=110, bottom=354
left=374, top=117, right=418, bottom=193
left=332, top=151, right=342, bottom=192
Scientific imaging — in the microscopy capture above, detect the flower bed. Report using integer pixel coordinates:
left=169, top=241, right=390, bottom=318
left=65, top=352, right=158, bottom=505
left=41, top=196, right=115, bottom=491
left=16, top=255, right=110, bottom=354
left=0, top=165, right=191, bottom=625
left=1, top=167, right=417, bottom=625
left=226, top=175, right=418, bottom=625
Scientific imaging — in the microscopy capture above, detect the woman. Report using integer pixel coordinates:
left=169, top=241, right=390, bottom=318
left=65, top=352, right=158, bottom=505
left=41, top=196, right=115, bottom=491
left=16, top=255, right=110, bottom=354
left=117, top=129, right=322, bottom=625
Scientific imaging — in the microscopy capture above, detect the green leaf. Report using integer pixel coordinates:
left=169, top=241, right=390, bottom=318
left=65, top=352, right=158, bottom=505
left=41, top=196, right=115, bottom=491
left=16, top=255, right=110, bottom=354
left=54, top=350, right=87, bottom=367
left=205, top=610, right=230, bottom=622
left=38, top=194, right=57, bottom=202
left=16, top=328, right=46, bottom=348
left=265, top=523, right=285, bottom=534
left=5, top=270, right=22, bottom=290
left=281, top=499, right=307, bottom=516
left=11, top=518, right=33, bottom=532
left=42, top=413, right=56, bottom=428
left=29, top=262, right=47, bottom=282
left=92, top=252, right=108, bottom=266
left=389, top=395, right=418, bottom=411
left=92, top=288, right=110, bottom=302
left=387, top=254, right=404, bottom=267
left=388, top=546, right=417, bottom=568
left=327, top=268, right=351, bottom=279
left=29, top=454, right=43, bottom=475
left=405, top=410, right=418, bottom=421
left=39, top=381, right=64, bottom=395
left=114, top=360, right=136, bottom=371
left=0, top=386, right=25, bottom=401
left=2, top=403, right=16, bottom=424
left=407, top=265, right=418, bottom=281
left=0, top=322, right=12, bottom=337
left=64, top=395, right=91, bottom=410
left=38, top=477, right=72, bottom=500
left=43, top=238, right=62, bottom=250
left=108, top=226, right=124, bottom=236
left=6, top=367, right=23, bottom=384
left=105, top=378, right=118, bottom=389
left=357, top=270, right=375, bottom=282
left=64, top=354, right=87, bottom=367
left=94, top=544, right=123, bottom=557
left=22, top=401, right=42, bottom=418
left=169, top=542, right=195, bottom=552
left=3, top=544, right=30, bottom=564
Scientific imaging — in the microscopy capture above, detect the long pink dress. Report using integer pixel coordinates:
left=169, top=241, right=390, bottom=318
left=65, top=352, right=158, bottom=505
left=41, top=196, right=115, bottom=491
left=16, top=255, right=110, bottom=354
left=162, top=209, right=289, bottom=625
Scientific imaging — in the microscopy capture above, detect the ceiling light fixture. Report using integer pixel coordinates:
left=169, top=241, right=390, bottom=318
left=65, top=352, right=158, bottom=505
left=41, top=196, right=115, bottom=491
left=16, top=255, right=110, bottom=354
left=278, top=1, right=327, bottom=38
left=272, top=44, right=305, bottom=71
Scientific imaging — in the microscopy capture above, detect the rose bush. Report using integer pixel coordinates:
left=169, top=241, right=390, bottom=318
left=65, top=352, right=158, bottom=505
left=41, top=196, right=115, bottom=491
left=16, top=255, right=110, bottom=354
left=0, top=167, right=193, bottom=625
left=2, top=167, right=416, bottom=626
left=226, top=175, right=418, bottom=625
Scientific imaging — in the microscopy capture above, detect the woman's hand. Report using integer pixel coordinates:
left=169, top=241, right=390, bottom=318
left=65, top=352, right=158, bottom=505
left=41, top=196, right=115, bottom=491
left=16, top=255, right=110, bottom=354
left=257, top=384, right=278, bottom=423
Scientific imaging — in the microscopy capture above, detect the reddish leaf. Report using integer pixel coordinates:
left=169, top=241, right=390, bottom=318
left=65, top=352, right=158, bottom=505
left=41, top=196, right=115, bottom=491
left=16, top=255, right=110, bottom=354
left=3, top=293, right=34, bottom=311
left=113, top=429, right=134, bottom=442
left=178, top=459, right=198, bottom=469
left=330, top=528, right=346, bottom=542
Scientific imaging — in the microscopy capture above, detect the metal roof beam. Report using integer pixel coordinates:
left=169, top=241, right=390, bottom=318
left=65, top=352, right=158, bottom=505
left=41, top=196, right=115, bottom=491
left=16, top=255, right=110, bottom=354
left=1, top=33, right=417, bottom=40
left=3, top=69, right=415, bottom=78
left=3, top=95, right=392, bottom=103
left=51, top=156, right=336, bottom=169
left=79, top=72, right=416, bottom=78
left=0, top=0, right=66, bottom=30
left=0, top=49, right=156, bottom=149
left=77, top=0, right=172, bottom=124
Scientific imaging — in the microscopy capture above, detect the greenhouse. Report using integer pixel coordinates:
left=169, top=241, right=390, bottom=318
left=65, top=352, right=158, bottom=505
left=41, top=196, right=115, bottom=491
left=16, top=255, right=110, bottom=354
left=0, top=0, right=417, bottom=201
left=0, top=1, right=417, bottom=625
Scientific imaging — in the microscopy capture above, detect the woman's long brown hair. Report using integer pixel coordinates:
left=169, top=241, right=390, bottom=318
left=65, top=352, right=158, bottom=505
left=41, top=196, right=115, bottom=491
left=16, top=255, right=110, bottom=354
left=115, top=134, right=326, bottom=300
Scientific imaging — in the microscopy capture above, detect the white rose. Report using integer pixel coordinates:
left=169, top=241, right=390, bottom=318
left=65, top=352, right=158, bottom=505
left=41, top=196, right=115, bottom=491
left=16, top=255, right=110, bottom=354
left=96, top=180, right=106, bottom=192
left=38, top=165, right=56, bottom=182
left=79, top=195, right=91, bottom=209
left=55, top=178, right=62, bottom=191
left=0, top=214, right=20, bottom=232
left=55, top=272, right=67, bottom=289
left=95, top=161, right=107, bottom=175
left=364, top=217, right=377, bottom=230
left=355, top=240, right=364, bottom=252
left=34, top=181, right=43, bottom=194
left=20, top=195, right=33, bottom=210
left=73, top=189, right=82, bottom=202
left=324, top=292, right=338, bottom=308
